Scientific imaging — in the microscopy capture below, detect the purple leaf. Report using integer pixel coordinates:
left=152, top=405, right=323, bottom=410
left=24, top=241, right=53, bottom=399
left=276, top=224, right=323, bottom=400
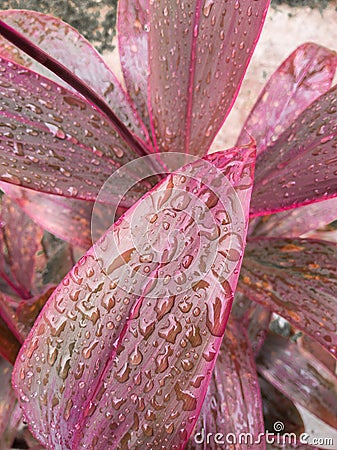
left=250, top=197, right=337, bottom=238
left=0, top=10, right=151, bottom=148
left=257, top=333, right=337, bottom=429
left=186, top=317, right=265, bottom=450
left=237, top=43, right=337, bottom=154
left=0, top=194, right=43, bottom=299
left=148, top=0, right=270, bottom=156
left=0, top=56, right=149, bottom=203
left=259, top=376, right=305, bottom=437
left=12, top=144, right=255, bottom=449
left=251, top=85, right=337, bottom=216
left=118, top=0, right=152, bottom=142
left=240, top=238, right=337, bottom=357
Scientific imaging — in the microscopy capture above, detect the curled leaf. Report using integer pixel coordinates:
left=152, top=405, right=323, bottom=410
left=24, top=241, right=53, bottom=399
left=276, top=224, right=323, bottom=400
left=1, top=182, right=93, bottom=249
left=232, top=293, right=271, bottom=356
left=299, top=334, right=337, bottom=375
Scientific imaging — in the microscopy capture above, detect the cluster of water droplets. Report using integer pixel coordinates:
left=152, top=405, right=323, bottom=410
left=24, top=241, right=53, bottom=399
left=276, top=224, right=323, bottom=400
left=92, top=152, right=245, bottom=298
left=148, top=0, right=268, bottom=156
left=253, top=85, right=337, bottom=213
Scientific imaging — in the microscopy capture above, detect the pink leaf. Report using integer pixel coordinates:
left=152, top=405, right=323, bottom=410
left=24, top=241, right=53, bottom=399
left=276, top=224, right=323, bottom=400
left=186, top=317, right=265, bottom=450
left=0, top=291, right=26, bottom=343
left=237, top=43, right=337, bottom=154
left=0, top=10, right=150, bottom=147
left=250, top=197, right=337, bottom=238
left=257, top=333, right=337, bottom=429
left=12, top=144, right=255, bottom=449
left=118, top=0, right=153, bottom=143
left=240, top=238, right=337, bottom=358
left=251, top=85, right=337, bottom=216
left=148, top=0, right=270, bottom=156
left=0, top=56, right=148, bottom=203
left=244, top=303, right=271, bottom=357
left=0, top=194, right=43, bottom=299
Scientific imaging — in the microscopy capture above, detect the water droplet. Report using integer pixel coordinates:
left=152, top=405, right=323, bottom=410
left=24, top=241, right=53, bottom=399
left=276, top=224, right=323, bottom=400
left=45, top=122, right=66, bottom=139
left=129, top=346, right=143, bottom=365
left=59, top=355, right=71, bottom=380
left=181, top=358, right=194, bottom=371
left=174, top=383, right=197, bottom=411
left=155, top=345, right=173, bottom=373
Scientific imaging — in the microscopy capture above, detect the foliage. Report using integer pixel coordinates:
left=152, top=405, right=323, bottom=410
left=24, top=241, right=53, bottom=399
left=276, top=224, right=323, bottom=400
left=0, top=1, right=336, bottom=449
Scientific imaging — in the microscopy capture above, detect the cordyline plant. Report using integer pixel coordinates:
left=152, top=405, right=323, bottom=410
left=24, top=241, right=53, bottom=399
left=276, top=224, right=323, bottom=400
left=0, top=1, right=336, bottom=449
